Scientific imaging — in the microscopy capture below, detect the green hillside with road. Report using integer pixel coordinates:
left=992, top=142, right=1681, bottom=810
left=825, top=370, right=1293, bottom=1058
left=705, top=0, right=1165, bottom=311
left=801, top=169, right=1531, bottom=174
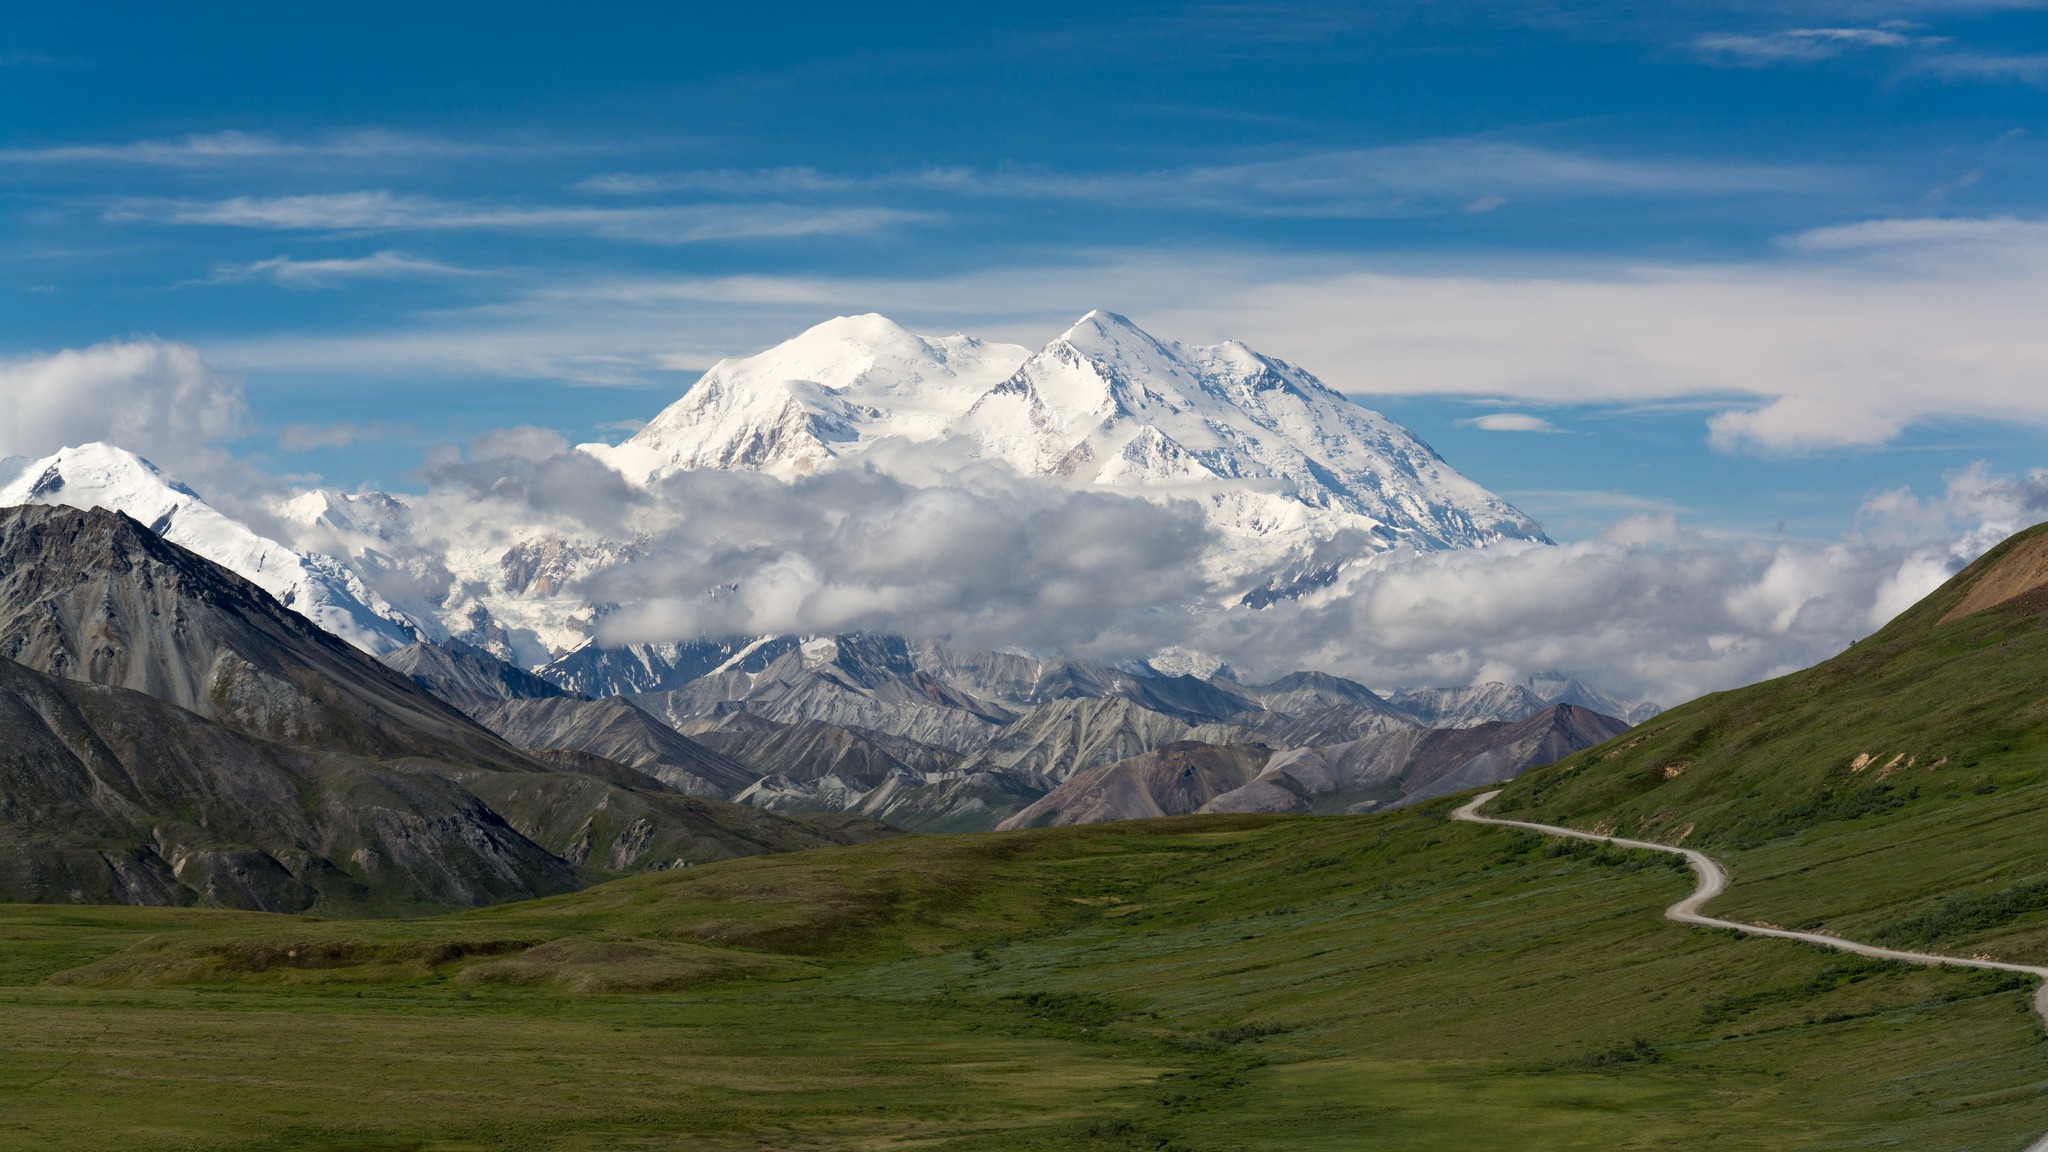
left=1498, top=520, right=2048, bottom=971
left=3, top=800, right=2044, bottom=1150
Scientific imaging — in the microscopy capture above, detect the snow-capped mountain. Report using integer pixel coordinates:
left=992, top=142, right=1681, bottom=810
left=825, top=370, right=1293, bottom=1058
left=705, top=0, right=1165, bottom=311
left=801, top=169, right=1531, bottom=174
left=585, top=313, right=1031, bottom=483
left=0, top=312, right=1562, bottom=698
left=582, top=311, right=1547, bottom=572
left=0, top=443, right=417, bottom=654
left=274, top=486, right=616, bottom=667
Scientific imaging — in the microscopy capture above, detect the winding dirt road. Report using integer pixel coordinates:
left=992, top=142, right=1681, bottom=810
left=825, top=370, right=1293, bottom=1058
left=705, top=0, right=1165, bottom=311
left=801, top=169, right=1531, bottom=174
left=1451, top=790, right=2048, bottom=1152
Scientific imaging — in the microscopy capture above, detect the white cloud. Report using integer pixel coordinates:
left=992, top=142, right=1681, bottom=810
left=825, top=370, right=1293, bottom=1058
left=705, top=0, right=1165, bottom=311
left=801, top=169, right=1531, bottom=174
left=203, top=250, right=480, bottom=288
left=1187, top=472, right=2037, bottom=702
left=0, top=341, right=247, bottom=481
left=1689, top=26, right=2048, bottom=85
left=0, top=129, right=572, bottom=166
left=581, top=141, right=1836, bottom=218
left=1910, top=51, right=2048, bottom=83
left=469, top=425, right=570, bottom=462
left=207, top=214, right=2048, bottom=447
left=1783, top=214, right=2048, bottom=251
left=118, top=191, right=922, bottom=245
left=1695, top=27, right=1933, bottom=64
left=346, top=434, right=2048, bottom=707
left=1463, top=412, right=1560, bottom=433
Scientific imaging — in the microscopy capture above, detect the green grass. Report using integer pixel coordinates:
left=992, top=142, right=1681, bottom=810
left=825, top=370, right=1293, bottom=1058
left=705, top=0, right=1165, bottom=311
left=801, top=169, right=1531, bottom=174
left=1493, top=523, right=2048, bottom=969
left=1, top=806, right=2044, bottom=1149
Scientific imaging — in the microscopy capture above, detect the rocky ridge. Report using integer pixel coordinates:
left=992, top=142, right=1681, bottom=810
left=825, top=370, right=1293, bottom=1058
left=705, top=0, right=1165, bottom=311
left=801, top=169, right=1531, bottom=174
left=999, top=703, right=1630, bottom=830
left=0, top=507, right=894, bottom=911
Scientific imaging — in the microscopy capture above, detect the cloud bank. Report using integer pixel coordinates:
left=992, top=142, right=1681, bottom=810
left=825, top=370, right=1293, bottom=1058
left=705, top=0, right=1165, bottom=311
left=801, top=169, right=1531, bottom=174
left=334, top=432, right=2048, bottom=708
left=0, top=340, right=248, bottom=484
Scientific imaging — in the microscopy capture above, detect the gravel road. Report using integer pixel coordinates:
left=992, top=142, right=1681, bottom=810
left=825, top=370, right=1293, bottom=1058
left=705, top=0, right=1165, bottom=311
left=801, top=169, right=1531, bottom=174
left=1451, top=790, right=2048, bottom=1152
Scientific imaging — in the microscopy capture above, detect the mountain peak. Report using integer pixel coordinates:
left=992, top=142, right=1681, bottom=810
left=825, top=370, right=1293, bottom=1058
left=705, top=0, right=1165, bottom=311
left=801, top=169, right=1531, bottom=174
left=574, top=311, right=1546, bottom=596
left=1051, top=310, right=1181, bottom=373
left=581, top=314, right=1031, bottom=484
left=1060, top=309, right=1148, bottom=340
left=776, top=312, right=925, bottom=363
left=0, top=443, right=416, bottom=654
left=10, top=442, right=199, bottom=502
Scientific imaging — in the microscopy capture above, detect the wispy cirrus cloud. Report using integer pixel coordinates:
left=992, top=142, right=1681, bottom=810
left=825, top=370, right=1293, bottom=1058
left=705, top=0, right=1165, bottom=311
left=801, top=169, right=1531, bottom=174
left=198, top=250, right=483, bottom=289
left=206, top=212, right=2048, bottom=445
left=0, top=50, right=68, bottom=68
left=1909, top=50, right=2048, bottom=83
left=1783, top=213, right=2048, bottom=249
left=1694, top=26, right=1938, bottom=64
left=583, top=141, right=1837, bottom=219
left=0, top=129, right=595, bottom=167
left=1690, top=22, right=2048, bottom=85
left=112, top=191, right=923, bottom=244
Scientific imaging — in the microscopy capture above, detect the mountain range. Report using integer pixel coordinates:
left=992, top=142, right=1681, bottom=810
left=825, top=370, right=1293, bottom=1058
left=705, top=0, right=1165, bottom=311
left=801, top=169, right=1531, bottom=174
left=0, top=498, right=1635, bottom=909
left=2, top=311, right=1560, bottom=691
left=0, top=504, right=893, bottom=912
left=583, top=311, right=1545, bottom=571
left=10, top=512, right=2048, bottom=1149
left=0, top=310, right=1666, bottom=898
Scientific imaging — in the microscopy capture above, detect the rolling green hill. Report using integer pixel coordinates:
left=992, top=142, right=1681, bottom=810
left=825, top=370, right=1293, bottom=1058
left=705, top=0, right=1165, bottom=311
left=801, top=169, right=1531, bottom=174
left=1495, top=520, right=2048, bottom=967
left=3, top=802, right=2046, bottom=1149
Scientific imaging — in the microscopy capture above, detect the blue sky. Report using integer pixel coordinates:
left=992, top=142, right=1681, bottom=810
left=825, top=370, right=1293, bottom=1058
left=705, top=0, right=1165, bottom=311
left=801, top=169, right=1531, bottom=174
left=5, top=0, right=2048, bottom=541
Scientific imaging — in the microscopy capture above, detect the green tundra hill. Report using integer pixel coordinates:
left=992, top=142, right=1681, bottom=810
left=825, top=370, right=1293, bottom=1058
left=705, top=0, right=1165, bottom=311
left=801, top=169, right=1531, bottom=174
left=4, top=802, right=2047, bottom=1150
left=1496, top=519, right=2048, bottom=965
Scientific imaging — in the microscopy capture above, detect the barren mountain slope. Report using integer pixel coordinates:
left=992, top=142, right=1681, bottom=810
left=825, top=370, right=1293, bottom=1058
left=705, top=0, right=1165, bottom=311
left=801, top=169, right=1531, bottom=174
left=998, top=741, right=1277, bottom=828
left=381, top=639, right=569, bottom=711
left=1003, top=703, right=1626, bottom=829
left=0, top=655, right=577, bottom=912
left=469, top=696, right=759, bottom=797
left=0, top=505, right=527, bottom=768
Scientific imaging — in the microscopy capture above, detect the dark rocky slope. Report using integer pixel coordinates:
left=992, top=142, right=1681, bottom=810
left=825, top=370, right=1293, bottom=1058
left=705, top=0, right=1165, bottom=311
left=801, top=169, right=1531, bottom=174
left=381, top=638, right=569, bottom=712
left=469, top=696, right=759, bottom=798
left=0, top=655, right=575, bottom=912
left=0, top=505, right=900, bottom=912
left=0, top=505, right=524, bottom=768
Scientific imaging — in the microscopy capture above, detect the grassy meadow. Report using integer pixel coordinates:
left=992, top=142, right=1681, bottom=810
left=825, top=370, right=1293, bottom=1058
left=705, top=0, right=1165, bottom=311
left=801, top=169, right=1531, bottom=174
left=1, top=804, right=2043, bottom=1150
left=1495, top=524, right=2048, bottom=972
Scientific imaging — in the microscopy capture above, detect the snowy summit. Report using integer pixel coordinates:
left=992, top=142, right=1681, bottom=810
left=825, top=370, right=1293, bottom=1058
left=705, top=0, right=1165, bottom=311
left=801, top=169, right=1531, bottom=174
left=582, top=311, right=1547, bottom=572
left=0, top=312, right=1551, bottom=675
